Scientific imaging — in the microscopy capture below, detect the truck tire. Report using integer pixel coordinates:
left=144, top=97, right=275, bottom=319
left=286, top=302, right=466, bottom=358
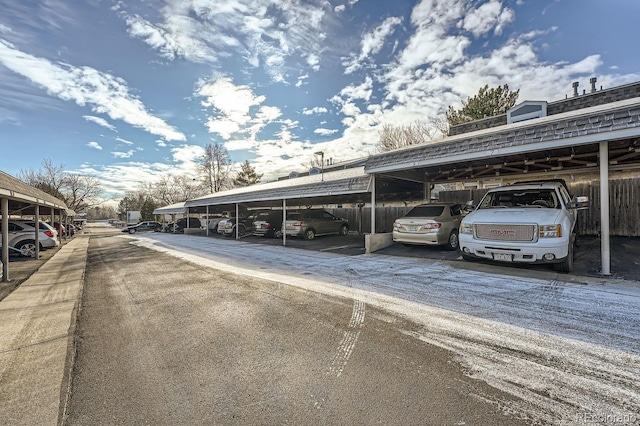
left=553, top=235, right=575, bottom=273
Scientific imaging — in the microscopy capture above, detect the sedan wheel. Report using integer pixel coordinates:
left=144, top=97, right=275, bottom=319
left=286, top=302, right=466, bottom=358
left=339, top=225, right=349, bottom=236
left=446, top=230, right=459, bottom=250
left=16, top=240, right=37, bottom=258
left=304, top=229, right=315, bottom=240
left=129, top=228, right=136, bottom=234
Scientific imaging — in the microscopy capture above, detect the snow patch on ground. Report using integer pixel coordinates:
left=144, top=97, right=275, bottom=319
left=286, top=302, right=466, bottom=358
left=128, top=234, right=640, bottom=424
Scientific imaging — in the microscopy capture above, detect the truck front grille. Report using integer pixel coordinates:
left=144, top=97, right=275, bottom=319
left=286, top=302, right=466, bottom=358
left=474, top=224, right=536, bottom=242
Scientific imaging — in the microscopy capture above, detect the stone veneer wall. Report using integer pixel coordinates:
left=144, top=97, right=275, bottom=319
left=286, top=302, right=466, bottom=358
left=448, top=81, right=640, bottom=137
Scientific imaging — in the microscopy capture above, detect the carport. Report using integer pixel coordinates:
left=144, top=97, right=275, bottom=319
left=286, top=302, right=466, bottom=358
left=364, top=94, right=640, bottom=275
left=1, top=170, right=70, bottom=282
left=184, top=167, right=422, bottom=245
left=152, top=201, right=187, bottom=231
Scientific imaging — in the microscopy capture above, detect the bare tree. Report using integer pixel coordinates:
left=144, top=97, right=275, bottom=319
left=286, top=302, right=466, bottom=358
left=18, top=159, right=103, bottom=212
left=141, top=175, right=205, bottom=206
left=198, top=142, right=232, bottom=193
left=377, top=120, right=445, bottom=152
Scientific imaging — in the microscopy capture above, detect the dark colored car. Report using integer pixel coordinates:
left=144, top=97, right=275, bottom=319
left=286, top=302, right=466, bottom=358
left=252, top=210, right=284, bottom=238
left=165, top=217, right=201, bottom=233
left=122, top=221, right=163, bottom=234
left=283, top=209, right=349, bottom=240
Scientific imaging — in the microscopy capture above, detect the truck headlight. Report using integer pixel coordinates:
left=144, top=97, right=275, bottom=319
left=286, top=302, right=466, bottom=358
left=460, top=223, right=473, bottom=235
left=539, top=224, right=562, bottom=238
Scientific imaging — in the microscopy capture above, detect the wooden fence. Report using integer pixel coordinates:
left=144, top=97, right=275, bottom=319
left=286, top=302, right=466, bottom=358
left=329, top=179, right=640, bottom=237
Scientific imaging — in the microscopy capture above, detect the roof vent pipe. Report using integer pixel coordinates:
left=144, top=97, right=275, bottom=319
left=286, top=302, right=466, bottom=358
left=572, top=81, right=579, bottom=97
left=590, top=77, right=597, bottom=92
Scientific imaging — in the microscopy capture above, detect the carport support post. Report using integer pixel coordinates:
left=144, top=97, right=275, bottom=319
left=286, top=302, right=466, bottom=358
left=205, top=205, right=209, bottom=236
left=235, top=203, right=239, bottom=240
left=599, top=141, right=611, bottom=275
left=282, top=199, right=287, bottom=247
left=35, top=205, right=40, bottom=259
left=423, top=181, right=432, bottom=203
left=370, top=174, right=376, bottom=235
left=2, top=197, right=9, bottom=281
left=50, top=207, right=55, bottom=246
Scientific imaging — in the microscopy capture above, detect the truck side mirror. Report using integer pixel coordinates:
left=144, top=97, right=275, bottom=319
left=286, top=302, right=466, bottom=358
left=567, top=196, right=589, bottom=210
left=464, top=200, right=476, bottom=211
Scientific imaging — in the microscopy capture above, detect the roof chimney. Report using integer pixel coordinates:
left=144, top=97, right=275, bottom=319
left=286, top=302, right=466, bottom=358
left=572, top=81, right=579, bottom=97
left=590, top=77, right=597, bottom=93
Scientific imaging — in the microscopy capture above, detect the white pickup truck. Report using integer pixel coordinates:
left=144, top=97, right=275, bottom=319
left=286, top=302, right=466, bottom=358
left=459, top=179, right=588, bottom=272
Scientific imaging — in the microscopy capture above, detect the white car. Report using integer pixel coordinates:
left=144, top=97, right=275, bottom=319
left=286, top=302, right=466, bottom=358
left=1, top=220, right=59, bottom=257
left=459, top=179, right=588, bottom=272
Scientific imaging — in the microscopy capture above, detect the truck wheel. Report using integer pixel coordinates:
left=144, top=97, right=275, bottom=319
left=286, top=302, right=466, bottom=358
left=553, top=237, right=575, bottom=273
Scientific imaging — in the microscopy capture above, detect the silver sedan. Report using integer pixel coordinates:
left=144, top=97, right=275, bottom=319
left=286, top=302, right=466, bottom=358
left=392, top=203, right=464, bottom=250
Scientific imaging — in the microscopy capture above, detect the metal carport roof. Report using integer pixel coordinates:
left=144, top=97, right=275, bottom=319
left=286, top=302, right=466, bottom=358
left=185, top=167, right=374, bottom=209
left=365, top=97, right=640, bottom=183
left=153, top=202, right=187, bottom=215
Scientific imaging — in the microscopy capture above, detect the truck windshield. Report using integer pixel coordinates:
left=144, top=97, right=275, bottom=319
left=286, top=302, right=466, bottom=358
left=479, top=190, right=560, bottom=209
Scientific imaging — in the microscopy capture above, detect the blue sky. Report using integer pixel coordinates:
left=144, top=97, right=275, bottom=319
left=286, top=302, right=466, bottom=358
left=1, top=0, right=638, bottom=202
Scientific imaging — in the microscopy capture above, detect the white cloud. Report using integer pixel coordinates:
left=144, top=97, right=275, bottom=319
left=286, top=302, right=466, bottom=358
left=334, top=5, right=346, bottom=13
left=225, top=138, right=257, bottom=151
left=156, top=139, right=167, bottom=147
left=0, top=39, right=186, bottom=141
left=87, top=141, right=102, bottom=150
left=83, top=115, right=116, bottom=131
left=196, top=76, right=287, bottom=141
left=339, top=76, right=373, bottom=101
left=314, top=128, right=338, bottom=136
left=171, top=144, right=204, bottom=165
left=114, top=137, right=134, bottom=145
left=343, top=16, right=402, bottom=74
left=461, top=0, right=514, bottom=37
left=120, top=0, right=330, bottom=83
left=112, top=150, right=135, bottom=158
left=302, top=106, right=328, bottom=115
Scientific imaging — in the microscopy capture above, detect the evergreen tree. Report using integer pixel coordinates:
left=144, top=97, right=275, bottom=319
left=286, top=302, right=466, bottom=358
left=140, top=197, right=157, bottom=221
left=446, top=84, right=519, bottom=126
left=233, top=160, right=262, bottom=187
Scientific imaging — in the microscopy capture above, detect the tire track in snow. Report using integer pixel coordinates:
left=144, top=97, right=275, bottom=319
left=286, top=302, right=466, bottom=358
left=327, top=298, right=365, bottom=378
